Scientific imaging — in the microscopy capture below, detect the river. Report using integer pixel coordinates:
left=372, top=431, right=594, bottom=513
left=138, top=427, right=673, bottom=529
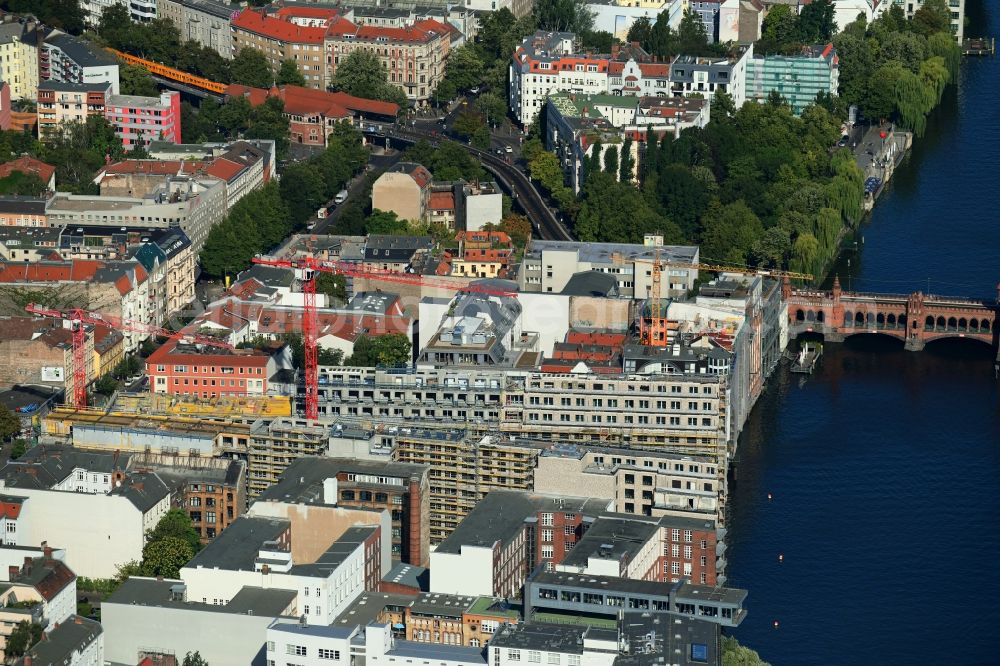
left=725, top=2, right=1000, bottom=663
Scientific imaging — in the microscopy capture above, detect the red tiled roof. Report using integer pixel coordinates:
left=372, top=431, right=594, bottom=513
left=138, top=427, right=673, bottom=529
left=406, top=164, right=432, bottom=189
left=0, top=498, right=22, bottom=520
left=274, top=5, right=340, bottom=19
left=428, top=191, right=454, bottom=211
left=205, top=158, right=245, bottom=182
left=232, top=9, right=329, bottom=43
left=28, top=559, right=76, bottom=601
left=225, top=84, right=399, bottom=119
left=0, top=156, right=55, bottom=185
left=638, top=63, right=670, bottom=77
left=147, top=338, right=270, bottom=366
left=99, top=160, right=209, bottom=179
left=0, top=260, right=103, bottom=283
left=354, top=18, right=454, bottom=44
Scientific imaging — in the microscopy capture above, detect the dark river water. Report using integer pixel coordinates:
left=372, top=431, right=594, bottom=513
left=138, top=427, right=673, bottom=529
left=725, top=3, right=1000, bottom=664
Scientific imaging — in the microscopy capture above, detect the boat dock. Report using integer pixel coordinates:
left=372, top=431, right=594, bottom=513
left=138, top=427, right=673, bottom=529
left=963, top=38, right=995, bottom=56
left=789, top=343, right=823, bottom=374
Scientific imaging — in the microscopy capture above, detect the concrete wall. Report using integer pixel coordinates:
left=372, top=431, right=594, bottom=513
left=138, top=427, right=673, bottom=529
left=372, top=173, right=423, bottom=223
left=464, top=192, right=502, bottom=232
left=429, top=545, right=494, bottom=596
left=6, top=490, right=145, bottom=578
left=517, top=293, right=570, bottom=356
left=102, top=599, right=281, bottom=666
left=568, top=296, right=630, bottom=332
left=533, top=456, right=616, bottom=500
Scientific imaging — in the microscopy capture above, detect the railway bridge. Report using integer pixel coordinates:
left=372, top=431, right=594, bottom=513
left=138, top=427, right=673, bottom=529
left=783, top=277, right=999, bottom=352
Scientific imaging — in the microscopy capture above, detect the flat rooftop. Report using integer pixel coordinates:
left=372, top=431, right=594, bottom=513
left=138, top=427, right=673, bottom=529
left=333, top=592, right=414, bottom=628
left=185, top=516, right=289, bottom=571
left=106, top=577, right=296, bottom=617
left=525, top=240, right=698, bottom=265
left=257, top=456, right=427, bottom=505
left=559, top=516, right=660, bottom=569
left=435, top=491, right=609, bottom=555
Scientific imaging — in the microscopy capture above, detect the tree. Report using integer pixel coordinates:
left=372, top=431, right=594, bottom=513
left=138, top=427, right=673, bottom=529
left=141, top=536, right=194, bottom=578
left=331, top=51, right=406, bottom=106
left=721, top=636, right=771, bottom=666
left=575, top=171, right=683, bottom=244
left=147, top=509, right=202, bottom=553
left=277, top=59, right=306, bottom=87
left=346, top=333, right=412, bottom=367
left=759, top=5, right=799, bottom=53
left=0, top=404, right=20, bottom=441
left=231, top=48, right=274, bottom=88
left=797, top=0, right=836, bottom=42
left=677, top=9, right=710, bottom=56
left=366, top=210, right=411, bottom=233
left=619, top=139, right=635, bottom=183
left=5, top=622, right=43, bottom=658
left=9, top=439, right=27, bottom=460
left=497, top=213, right=532, bottom=246
left=316, top=272, right=347, bottom=305
left=247, top=97, right=291, bottom=157
left=472, top=125, right=491, bottom=150
left=602, top=145, right=619, bottom=176
left=94, top=375, right=119, bottom=396
left=699, top=199, right=765, bottom=265
left=439, top=45, right=485, bottom=93
left=627, top=17, right=654, bottom=51
left=0, top=171, right=47, bottom=196
left=533, top=0, right=594, bottom=34
left=911, top=0, right=950, bottom=36
left=453, top=110, right=485, bottom=139
left=183, top=652, right=210, bottom=666
left=476, top=92, right=507, bottom=127
left=119, top=64, right=160, bottom=97
left=281, top=162, right=327, bottom=225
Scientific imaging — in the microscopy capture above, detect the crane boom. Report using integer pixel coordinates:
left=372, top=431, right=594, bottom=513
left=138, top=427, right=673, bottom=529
left=251, top=255, right=518, bottom=421
left=25, top=303, right=233, bottom=409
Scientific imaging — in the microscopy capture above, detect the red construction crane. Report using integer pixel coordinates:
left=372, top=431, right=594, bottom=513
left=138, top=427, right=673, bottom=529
left=251, top=256, right=517, bottom=420
left=25, top=303, right=233, bottom=409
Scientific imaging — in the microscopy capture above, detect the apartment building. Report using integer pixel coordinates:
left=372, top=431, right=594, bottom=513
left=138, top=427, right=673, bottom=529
left=428, top=491, right=610, bottom=597
left=0, top=196, right=48, bottom=227
left=533, top=443, right=724, bottom=526
left=309, top=365, right=728, bottom=452
left=518, top=238, right=699, bottom=298
left=0, top=21, right=40, bottom=101
left=0, top=157, right=56, bottom=192
left=668, top=45, right=753, bottom=107
left=0, top=446, right=171, bottom=578
left=587, top=0, right=684, bottom=40
left=371, top=162, right=433, bottom=222
left=393, top=430, right=544, bottom=544
left=13, top=615, right=103, bottom=666
left=747, top=43, right=839, bottom=115
left=328, top=18, right=454, bottom=104
left=36, top=81, right=112, bottom=139
left=104, top=92, right=182, bottom=149
left=257, top=456, right=431, bottom=566
left=40, top=32, right=119, bottom=93
left=147, top=339, right=289, bottom=399
left=46, top=175, right=228, bottom=252
left=0, top=317, right=95, bottom=399
left=231, top=5, right=339, bottom=89
left=157, top=0, right=236, bottom=58
left=181, top=517, right=382, bottom=625
left=509, top=32, right=671, bottom=126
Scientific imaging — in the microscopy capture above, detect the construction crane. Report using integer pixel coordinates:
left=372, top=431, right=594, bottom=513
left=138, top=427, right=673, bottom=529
left=24, top=304, right=233, bottom=410
left=611, top=252, right=813, bottom=346
left=251, top=256, right=518, bottom=421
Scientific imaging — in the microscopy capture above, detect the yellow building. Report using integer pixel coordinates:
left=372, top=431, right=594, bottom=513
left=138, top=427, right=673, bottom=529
left=93, top=326, right=125, bottom=378
left=0, top=22, right=39, bottom=101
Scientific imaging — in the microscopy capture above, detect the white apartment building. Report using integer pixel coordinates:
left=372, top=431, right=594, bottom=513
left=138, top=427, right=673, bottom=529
left=518, top=238, right=700, bottom=298
left=0, top=446, right=170, bottom=578
left=510, top=32, right=673, bottom=126
left=668, top=45, right=753, bottom=108
left=180, top=517, right=381, bottom=626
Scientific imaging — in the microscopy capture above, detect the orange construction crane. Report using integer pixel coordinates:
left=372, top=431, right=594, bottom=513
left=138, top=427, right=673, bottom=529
left=614, top=253, right=812, bottom=346
left=25, top=304, right=233, bottom=409
left=251, top=256, right=517, bottom=420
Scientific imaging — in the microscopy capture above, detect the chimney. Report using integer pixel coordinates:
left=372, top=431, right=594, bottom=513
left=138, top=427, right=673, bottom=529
left=22, top=556, right=32, bottom=575
left=8, top=565, right=18, bottom=579
left=43, top=545, right=53, bottom=561
left=23, top=657, right=31, bottom=666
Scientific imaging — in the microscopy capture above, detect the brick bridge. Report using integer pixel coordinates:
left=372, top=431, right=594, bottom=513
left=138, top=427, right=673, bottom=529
left=783, top=277, right=999, bottom=352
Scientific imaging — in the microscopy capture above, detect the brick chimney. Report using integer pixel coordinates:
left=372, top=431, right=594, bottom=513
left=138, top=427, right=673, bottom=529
left=22, top=556, right=32, bottom=575
left=8, top=565, right=18, bottom=579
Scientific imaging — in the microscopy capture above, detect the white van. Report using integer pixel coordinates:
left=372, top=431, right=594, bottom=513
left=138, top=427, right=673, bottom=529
left=334, top=190, right=349, bottom=204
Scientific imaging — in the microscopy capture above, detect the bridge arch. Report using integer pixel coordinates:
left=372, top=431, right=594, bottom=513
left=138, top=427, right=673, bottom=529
left=937, top=316, right=946, bottom=328
left=817, top=311, right=825, bottom=323
left=887, top=313, right=896, bottom=327
left=806, top=310, right=816, bottom=322
left=948, top=317, right=957, bottom=330
left=795, top=309, right=805, bottom=321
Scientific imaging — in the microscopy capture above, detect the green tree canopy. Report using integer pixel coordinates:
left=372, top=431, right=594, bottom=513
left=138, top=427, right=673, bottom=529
left=0, top=404, right=20, bottom=441
left=5, top=622, right=43, bottom=658
left=141, top=536, right=195, bottom=578
left=231, top=48, right=274, bottom=88
left=331, top=51, right=407, bottom=106
left=183, top=652, right=209, bottom=666
left=345, top=333, right=412, bottom=367
left=147, top=509, right=202, bottom=553
left=277, top=59, right=307, bottom=87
